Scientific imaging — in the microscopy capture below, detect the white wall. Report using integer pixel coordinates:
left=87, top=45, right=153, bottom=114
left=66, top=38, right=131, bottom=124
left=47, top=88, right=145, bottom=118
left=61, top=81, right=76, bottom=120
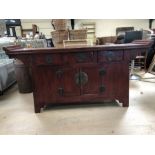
left=21, top=19, right=153, bottom=38
left=21, top=19, right=52, bottom=38
left=75, top=19, right=150, bottom=37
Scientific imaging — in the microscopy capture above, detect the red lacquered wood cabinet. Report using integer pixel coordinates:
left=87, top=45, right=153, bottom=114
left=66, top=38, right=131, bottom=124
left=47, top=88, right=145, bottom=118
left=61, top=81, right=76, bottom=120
left=3, top=42, right=151, bottom=113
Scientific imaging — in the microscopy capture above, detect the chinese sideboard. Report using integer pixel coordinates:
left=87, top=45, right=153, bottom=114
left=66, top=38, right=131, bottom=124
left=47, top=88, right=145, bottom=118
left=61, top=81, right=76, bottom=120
left=3, top=42, right=152, bottom=113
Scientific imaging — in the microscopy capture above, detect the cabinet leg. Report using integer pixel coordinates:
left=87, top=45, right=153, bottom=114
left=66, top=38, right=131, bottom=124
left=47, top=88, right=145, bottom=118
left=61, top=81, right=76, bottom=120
left=122, top=98, right=129, bottom=107
left=34, top=105, right=41, bottom=113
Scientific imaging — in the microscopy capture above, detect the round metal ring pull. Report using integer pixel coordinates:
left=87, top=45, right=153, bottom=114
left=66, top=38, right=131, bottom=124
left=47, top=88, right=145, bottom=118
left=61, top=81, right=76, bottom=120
left=75, top=72, right=88, bottom=85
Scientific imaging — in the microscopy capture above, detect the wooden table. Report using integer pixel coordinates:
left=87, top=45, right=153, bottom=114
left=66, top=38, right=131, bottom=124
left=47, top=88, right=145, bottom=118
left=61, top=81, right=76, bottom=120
left=4, top=43, right=151, bottom=113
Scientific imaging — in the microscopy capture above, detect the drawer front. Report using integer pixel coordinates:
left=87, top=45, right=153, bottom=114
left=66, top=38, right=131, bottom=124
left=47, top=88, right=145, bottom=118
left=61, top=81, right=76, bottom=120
left=98, top=51, right=123, bottom=62
left=35, top=54, right=62, bottom=66
left=63, top=52, right=97, bottom=65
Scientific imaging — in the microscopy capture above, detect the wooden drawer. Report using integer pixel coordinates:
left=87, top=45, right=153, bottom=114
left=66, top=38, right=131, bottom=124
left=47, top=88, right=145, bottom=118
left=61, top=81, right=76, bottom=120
left=63, top=52, right=97, bottom=64
left=35, top=54, right=62, bottom=66
left=98, top=51, right=123, bottom=62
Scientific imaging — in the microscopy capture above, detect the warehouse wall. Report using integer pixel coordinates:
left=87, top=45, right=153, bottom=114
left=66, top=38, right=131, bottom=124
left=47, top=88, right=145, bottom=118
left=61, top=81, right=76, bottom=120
left=75, top=19, right=150, bottom=37
left=21, top=19, right=154, bottom=38
left=21, top=19, right=52, bottom=38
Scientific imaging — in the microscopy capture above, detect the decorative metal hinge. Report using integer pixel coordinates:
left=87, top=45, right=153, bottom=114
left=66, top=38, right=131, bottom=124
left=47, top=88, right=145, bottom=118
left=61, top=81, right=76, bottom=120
left=99, top=85, right=105, bottom=93
left=45, top=55, right=52, bottom=64
left=99, top=68, right=106, bottom=76
left=58, top=87, right=64, bottom=96
left=56, top=70, right=63, bottom=78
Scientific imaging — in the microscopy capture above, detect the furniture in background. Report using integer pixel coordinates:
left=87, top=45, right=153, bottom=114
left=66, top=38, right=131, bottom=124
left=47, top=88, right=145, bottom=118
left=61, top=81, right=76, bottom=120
left=0, top=51, right=9, bottom=59
left=0, top=59, right=16, bottom=95
left=0, top=38, right=47, bottom=95
left=16, top=38, right=47, bottom=48
left=46, top=38, right=54, bottom=47
left=124, top=31, right=143, bottom=43
left=63, top=39, right=88, bottom=47
left=51, top=30, right=68, bottom=47
left=51, top=19, right=87, bottom=47
left=14, top=60, right=32, bottom=93
left=96, top=36, right=117, bottom=45
left=0, top=38, right=16, bottom=95
left=21, top=24, right=38, bottom=37
left=51, top=19, right=67, bottom=30
left=115, top=27, right=135, bottom=44
left=96, top=34, right=152, bottom=71
left=124, top=31, right=147, bottom=71
left=146, top=35, right=155, bottom=69
left=5, top=19, right=21, bottom=38
left=69, top=29, right=87, bottom=40
left=116, top=27, right=134, bottom=36
left=130, top=40, right=153, bottom=80
left=14, top=39, right=47, bottom=93
left=0, top=37, right=16, bottom=51
left=82, top=22, right=96, bottom=43
left=4, top=43, right=151, bottom=113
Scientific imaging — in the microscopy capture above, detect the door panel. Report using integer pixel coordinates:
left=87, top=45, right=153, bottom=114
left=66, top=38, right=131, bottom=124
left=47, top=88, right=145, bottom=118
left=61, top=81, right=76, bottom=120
left=33, top=62, right=127, bottom=104
left=81, top=65, right=100, bottom=95
left=62, top=67, right=80, bottom=97
left=81, top=63, right=126, bottom=97
left=33, top=66, right=81, bottom=102
left=33, top=66, right=62, bottom=103
left=100, top=62, right=128, bottom=98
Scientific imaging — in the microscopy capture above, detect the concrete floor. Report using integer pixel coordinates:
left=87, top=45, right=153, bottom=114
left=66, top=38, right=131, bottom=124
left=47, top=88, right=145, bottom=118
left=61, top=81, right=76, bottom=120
left=0, top=72, right=155, bottom=135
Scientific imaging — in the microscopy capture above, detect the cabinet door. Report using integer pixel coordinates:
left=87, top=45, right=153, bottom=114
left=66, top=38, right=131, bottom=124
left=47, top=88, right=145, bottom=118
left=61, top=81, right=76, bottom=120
left=80, top=63, right=124, bottom=97
left=33, top=66, right=62, bottom=103
left=61, top=67, right=80, bottom=97
left=99, top=62, right=128, bottom=98
left=80, top=65, right=100, bottom=95
left=33, top=66, right=81, bottom=103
